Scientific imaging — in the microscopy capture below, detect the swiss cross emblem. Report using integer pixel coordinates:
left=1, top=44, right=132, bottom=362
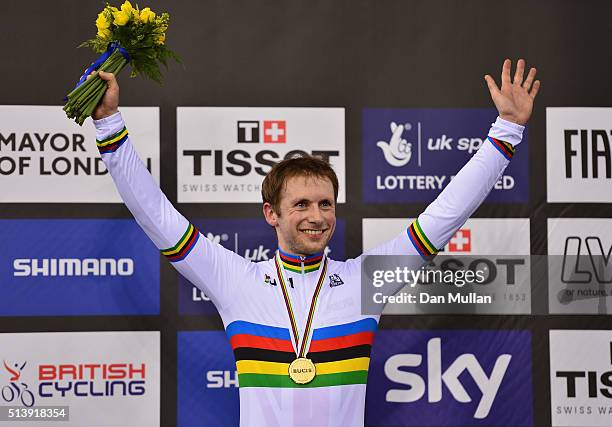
left=449, top=229, right=471, bottom=252
left=263, top=121, right=286, bottom=143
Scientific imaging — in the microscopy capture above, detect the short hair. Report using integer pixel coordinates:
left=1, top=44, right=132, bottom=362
left=262, top=155, right=339, bottom=213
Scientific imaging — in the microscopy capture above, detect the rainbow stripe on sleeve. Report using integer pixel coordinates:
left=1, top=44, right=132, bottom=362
left=160, top=223, right=200, bottom=263
left=488, top=136, right=515, bottom=160
left=227, top=318, right=377, bottom=388
left=96, top=126, right=129, bottom=154
left=407, top=218, right=438, bottom=260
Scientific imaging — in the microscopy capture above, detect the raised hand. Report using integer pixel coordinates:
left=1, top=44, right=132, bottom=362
left=85, top=70, right=120, bottom=120
left=484, top=59, right=540, bottom=126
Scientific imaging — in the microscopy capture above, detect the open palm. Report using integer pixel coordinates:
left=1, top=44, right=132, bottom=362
left=485, top=59, right=541, bottom=126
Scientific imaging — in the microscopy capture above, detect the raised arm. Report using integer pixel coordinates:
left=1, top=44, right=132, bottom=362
left=416, top=59, right=540, bottom=254
left=358, top=59, right=540, bottom=300
left=91, top=71, right=251, bottom=311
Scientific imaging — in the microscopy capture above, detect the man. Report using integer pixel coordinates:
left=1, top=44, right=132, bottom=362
left=91, top=59, right=539, bottom=426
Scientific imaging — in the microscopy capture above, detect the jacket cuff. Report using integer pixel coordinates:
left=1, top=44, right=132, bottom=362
left=488, top=116, right=524, bottom=147
left=93, top=111, right=125, bottom=140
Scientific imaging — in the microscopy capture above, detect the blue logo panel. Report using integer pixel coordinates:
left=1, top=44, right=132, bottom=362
left=362, top=108, right=529, bottom=203
left=177, top=331, right=239, bottom=427
left=366, top=330, right=532, bottom=426
left=178, top=218, right=346, bottom=315
left=0, top=219, right=159, bottom=316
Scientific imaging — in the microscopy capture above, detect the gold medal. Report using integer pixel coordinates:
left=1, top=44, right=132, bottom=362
left=274, top=251, right=328, bottom=385
left=288, top=357, right=316, bottom=384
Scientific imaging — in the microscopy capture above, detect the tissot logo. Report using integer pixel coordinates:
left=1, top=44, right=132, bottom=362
left=363, top=218, right=532, bottom=315
left=448, top=229, right=471, bottom=252
left=263, top=121, right=286, bottom=143
left=550, top=330, right=612, bottom=426
left=178, top=107, right=345, bottom=203
left=547, top=108, right=612, bottom=203
left=237, top=120, right=286, bottom=144
left=556, top=345, right=612, bottom=398
left=237, top=121, right=259, bottom=143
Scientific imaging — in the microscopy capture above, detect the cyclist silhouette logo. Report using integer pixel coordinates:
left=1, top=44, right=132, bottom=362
left=2, top=360, right=35, bottom=407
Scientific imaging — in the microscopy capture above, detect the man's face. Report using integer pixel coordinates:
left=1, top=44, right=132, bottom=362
left=264, top=175, right=336, bottom=256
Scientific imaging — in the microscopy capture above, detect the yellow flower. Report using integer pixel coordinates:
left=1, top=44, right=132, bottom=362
left=120, top=1, right=134, bottom=14
left=113, top=10, right=130, bottom=26
left=139, top=7, right=156, bottom=23
left=97, top=28, right=112, bottom=40
left=154, top=33, right=166, bottom=45
left=96, top=12, right=110, bottom=30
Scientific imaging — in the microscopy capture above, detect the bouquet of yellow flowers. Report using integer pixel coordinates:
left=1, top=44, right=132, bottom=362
left=64, top=1, right=180, bottom=125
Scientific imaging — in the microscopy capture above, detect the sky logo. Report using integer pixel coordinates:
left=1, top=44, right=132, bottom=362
left=366, top=330, right=532, bottom=426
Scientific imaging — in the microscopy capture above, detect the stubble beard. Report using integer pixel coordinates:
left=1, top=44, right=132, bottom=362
left=286, top=227, right=333, bottom=256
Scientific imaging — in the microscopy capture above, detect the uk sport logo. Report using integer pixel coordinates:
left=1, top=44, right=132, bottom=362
left=377, top=122, right=412, bottom=167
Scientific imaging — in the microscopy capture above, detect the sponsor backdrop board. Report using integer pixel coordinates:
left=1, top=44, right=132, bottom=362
left=547, top=108, right=612, bottom=203
left=0, top=219, right=160, bottom=316
left=179, top=218, right=346, bottom=315
left=366, top=330, right=533, bottom=426
left=0, top=331, right=160, bottom=427
left=177, top=330, right=533, bottom=427
left=177, top=107, right=346, bottom=203
left=177, top=331, right=239, bottom=427
left=548, top=218, right=612, bottom=314
left=0, top=106, right=160, bottom=203
left=550, top=330, right=612, bottom=427
left=363, top=218, right=532, bottom=314
left=3, top=2, right=612, bottom=427
left=362, top=108, right=529, bottom=203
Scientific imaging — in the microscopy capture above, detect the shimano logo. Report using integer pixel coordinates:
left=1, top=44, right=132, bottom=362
left=206, top=370, right=238, bottom=388
left=12, top=258, right=134, bottom=277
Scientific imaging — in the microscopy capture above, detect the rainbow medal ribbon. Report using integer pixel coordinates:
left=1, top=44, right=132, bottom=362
left=274, top=250, right=328, bottom=384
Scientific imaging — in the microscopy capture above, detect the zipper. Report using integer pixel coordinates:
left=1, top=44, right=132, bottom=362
left=300, top=255, right=305, bottom=275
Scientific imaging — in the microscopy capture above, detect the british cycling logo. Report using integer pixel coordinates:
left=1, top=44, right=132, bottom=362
left=2, top=360, right=35, bottom=407
left=2, top=358, right=148, bottom=404
left=377, top=122, right=412, bottom=167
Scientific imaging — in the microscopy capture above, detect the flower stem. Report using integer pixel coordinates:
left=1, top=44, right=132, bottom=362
left=76, top=58, right=127, bottom=125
